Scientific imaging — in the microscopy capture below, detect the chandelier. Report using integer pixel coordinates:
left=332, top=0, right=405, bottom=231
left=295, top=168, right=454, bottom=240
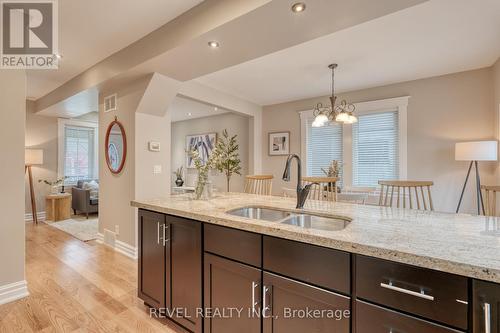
left=312, top=64, right=357, bottom=127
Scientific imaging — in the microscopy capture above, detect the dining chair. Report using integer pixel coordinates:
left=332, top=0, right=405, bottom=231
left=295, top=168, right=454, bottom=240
left=481, top=185, right=500, bottom=216
left=301, top=176, right=339, bottom=201
left=378, top=180, right=434, bottom=211
left=244, top=175, right=273, bottom=195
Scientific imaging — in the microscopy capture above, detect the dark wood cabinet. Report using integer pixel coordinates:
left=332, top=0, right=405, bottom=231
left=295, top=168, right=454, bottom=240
left=356, top=255, right=468, bottom=330
left=138, top=210, right=202, bottom=333
left=138, top=210, right=169, bottom=309
left=169, top=215, right=202, bottom=333
left=262, top=272, right=350, bottom=333
left=204, top=253, right=261, bottom=333
left=473, top=280, right=500, bottom=333
left=205, top=224, right=262, bottom=267
left=139, top=210, right=500, bottom=333
left=356, top=300, right=462, bottom=333
left=263, top=236, right=350, bottom=294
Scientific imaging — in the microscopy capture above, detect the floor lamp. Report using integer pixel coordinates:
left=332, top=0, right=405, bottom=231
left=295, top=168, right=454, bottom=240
left=25, top=149, right=44, bottom=224
left=455, top=141, right=498, bottom=215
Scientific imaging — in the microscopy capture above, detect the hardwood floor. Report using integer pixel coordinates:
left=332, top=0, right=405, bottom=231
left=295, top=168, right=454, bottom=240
left=0, top=222, right=185, bottom=333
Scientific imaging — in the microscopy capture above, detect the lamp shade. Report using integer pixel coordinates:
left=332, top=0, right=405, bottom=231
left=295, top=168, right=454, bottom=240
left=455, top=141, right=498, bottom=161
left=25, top=148, right=44, bottom=165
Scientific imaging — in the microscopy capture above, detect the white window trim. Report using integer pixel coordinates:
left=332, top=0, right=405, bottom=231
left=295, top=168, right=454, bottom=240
left=57, top=118, right=99, bottom=184
left=300, top=96, right=409, bottom=187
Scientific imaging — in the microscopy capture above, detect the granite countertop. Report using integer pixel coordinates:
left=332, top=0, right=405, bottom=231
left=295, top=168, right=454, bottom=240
left=131, top=193, right=500, bottom=283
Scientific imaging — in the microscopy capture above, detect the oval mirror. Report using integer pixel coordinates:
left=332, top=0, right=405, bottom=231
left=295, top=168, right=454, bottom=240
left=105, top=119, right=127, bottom=174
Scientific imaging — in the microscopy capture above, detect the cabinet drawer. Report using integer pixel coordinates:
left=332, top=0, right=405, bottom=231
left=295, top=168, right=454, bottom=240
left=263, top=236, right=350, bottom=294
left=356, top=255, right=468, bottom=330
left=473, top=280, right=500, bottom=333
left=263, top=272, right=350, bottom=333
left=356, top=300, right=462, bottom=333
left=204, top=224, right=262, bottom=267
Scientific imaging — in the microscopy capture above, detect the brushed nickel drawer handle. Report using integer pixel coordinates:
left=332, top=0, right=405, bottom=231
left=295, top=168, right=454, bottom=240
left=263, top=285, right=272, bottom=317
left=157, top=222, right=160, bottom=244
left=162, top=225, right=170, bottom=246
left=251, top=281, right=259, bottom=315
left=380, top=282, right=434, bottom=301
left=484, top=302, right=491, bottom=333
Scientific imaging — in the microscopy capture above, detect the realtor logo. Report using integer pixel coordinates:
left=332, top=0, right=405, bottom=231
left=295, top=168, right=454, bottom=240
left=1, top=0, right=58, bottom=69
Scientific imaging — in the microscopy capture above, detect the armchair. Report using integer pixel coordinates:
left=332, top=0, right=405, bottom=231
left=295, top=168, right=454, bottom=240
left=72, top=179, right=99, bottom=218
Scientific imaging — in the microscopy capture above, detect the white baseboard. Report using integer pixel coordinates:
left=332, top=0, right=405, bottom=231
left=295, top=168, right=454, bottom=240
left=96, top=232, right=138, bottom=260
left=25, top=211, right=46, bottom=222
left=0, top=280, right=29, bottom=305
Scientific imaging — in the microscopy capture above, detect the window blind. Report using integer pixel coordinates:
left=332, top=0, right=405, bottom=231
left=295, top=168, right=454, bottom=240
left=352, top=110, right=399, bottom=187
left=306, top=117, right=343, bottom=182
left=64, top=126, right=95, bottom=183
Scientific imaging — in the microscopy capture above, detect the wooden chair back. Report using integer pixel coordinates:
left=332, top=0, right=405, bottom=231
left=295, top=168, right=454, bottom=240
left=244, top=175, right=273, bottom=195
left=482, top=185, right=500, bottom=216
left=301, top=177, right=338, bottom=201
left=378, top=180, right=434, bottom=211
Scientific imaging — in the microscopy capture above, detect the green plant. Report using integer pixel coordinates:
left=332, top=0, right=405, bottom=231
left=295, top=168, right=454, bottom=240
left=215, top=129, right=242, bottom=192
left=173, top=166, right=183, bottom=179
left=321, top=160, right=341, bottom=178
left=189, top=146, right=220, bottom=199
left=38, top=176, right=68, bottom=186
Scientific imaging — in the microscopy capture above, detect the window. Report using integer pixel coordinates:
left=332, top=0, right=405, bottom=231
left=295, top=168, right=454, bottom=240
left=301, top=96, right=408, bottom=188
left=58, top=119, right=98, bottom=184
left=352, top=111, right=399, bottom=186
left=304, top=115, right=343, bottom=180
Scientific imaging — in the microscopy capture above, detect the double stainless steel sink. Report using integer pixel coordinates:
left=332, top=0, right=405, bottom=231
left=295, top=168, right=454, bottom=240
left=226, top=206, right=350, bottom=232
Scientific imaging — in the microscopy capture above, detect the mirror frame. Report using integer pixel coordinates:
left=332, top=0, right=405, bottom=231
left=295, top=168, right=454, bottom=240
left=105, top=119, right=127, bottom=174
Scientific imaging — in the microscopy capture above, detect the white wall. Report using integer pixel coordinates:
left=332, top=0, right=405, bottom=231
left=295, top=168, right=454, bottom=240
left=171, top=113, right=249, bottom=192
left=0, top=70, right=28, bottom=304
left=25, top=102, right=58, bottom=216
left=262, top=67, right=497, bottom=214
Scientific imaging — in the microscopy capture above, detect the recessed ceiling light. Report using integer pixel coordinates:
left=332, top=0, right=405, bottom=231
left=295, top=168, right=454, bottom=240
left=291, top=2, right=306, bottom=13
left=214, top=106, right=218, bottom=111
left=208, top=41, right=220, bottom=48
left=187, top=112, right=192, bottom=116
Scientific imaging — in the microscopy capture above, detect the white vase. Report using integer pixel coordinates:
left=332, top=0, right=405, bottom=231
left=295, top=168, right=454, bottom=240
left=51, top=185, right=59, bottom=194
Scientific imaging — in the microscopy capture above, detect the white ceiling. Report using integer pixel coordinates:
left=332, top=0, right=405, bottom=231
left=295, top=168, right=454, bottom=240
left=26, top=0, right=203, bottom=100
left=170, top=96, right=230, bottom=122
left=196, top=0, right=500, bottom=106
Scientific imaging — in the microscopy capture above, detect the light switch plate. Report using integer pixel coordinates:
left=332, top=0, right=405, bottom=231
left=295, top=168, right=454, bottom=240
left=153, top=165, right=162, bottom=174
left=148, top=141, right=161, bottom=152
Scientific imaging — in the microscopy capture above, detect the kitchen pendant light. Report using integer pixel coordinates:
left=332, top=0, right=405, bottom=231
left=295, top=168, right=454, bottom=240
left=312, top=64, right=357, bottom=126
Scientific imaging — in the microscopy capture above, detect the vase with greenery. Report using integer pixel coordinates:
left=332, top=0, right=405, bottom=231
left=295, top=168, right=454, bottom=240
left=39, top=176, right=68, bottom=194
left=215, top=129, right=242, bottom=192
left=189, top=147, right=220, bottom=200
left=321, top=160, right=341, bottom=178
left=173, top=166, right=184, bottom=187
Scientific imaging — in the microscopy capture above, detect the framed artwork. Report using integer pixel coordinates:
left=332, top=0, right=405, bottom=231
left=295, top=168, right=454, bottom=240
left=186, top=132, right=217, bottom=168
left=269, top=131, right=290, bottom=156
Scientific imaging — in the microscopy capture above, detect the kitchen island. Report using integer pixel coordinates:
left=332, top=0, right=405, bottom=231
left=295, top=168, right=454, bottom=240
left=131, top=193, right=500, bottom=333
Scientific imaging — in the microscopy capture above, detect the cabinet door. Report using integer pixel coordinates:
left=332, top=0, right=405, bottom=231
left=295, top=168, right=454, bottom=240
left=169, top=216, right=202, bottom=333
left=262, top=272, right=350, bottom=333
left=474, top=280, right=500, bottom=333
left=138, top=210, right=168, bottom=309
left=204, top=253, right=261, bottom=333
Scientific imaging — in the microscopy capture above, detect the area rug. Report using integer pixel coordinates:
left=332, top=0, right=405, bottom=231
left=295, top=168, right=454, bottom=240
left=46, top=218, right=98, bottom=241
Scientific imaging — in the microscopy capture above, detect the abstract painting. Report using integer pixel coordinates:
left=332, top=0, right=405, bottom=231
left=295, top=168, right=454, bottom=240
left=186, top=133, right=217, bottom=168
left=269, top=131, right=290, bottom=156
